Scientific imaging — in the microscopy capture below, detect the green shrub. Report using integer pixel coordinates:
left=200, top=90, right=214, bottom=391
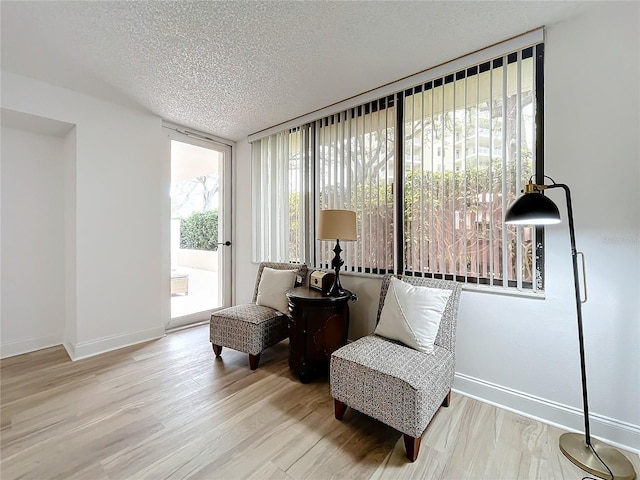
left=179, top=210, right=219, bottom=251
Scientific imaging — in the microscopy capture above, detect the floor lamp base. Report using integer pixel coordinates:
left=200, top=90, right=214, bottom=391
left=559, top=432, right=637, bottom=480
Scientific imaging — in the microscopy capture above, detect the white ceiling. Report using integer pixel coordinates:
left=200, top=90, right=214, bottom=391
left=1, top=1, right=599, bottom=142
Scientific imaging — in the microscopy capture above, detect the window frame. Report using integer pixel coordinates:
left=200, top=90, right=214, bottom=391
left=251, top=38, right=545, bottom=294
left=397, top=43, right=545, bottom=291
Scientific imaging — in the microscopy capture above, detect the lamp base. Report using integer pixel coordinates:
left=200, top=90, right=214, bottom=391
left=327, top=272, right=347, bottom=297
left=559, top=433, right=636, bottom=480
left=328, top=239, right=345, bottom=297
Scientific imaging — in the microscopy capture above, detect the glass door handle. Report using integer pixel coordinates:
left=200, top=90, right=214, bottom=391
left=217, top=241, right=231, bottom=246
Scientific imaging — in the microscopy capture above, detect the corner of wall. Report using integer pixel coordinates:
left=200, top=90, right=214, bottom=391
left=68, top=325, right=165, bottom=361
left=62, top=338, right=76, bottom=361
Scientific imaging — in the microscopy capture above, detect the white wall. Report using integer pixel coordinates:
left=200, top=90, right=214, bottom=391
left=233, top=139, right=257, bottom=303
left=63, top=126, right=78, bottom=347
left=1, top=125, right=67, bottom=355
left=1, top=74, right=169, bottom=359
left=234, top=3, right=640, bottom=451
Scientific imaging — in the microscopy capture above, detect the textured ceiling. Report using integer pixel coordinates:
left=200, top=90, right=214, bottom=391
left=1, top=1, right=598, bottom=141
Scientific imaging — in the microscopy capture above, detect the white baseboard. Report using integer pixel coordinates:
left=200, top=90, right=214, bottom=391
left=0, top=334, right=62, bottom=359
left=62, top=338, right=76, bottom=360
left=64, top=325, right=165, bottom=361
left=453, top=372, right=640, bottom=455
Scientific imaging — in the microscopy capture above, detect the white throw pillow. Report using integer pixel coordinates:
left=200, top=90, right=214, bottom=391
left=255, top=267, right=298, bottom=314
left=374, top=277, right=452, bottom=354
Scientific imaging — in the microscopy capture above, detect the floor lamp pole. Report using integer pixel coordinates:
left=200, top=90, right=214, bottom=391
left=553, top=184, right=591, bottom=441
left=552, top=184, right=636, bottom=480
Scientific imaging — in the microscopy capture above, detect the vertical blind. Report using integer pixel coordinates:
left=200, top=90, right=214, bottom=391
left=402, top=46, right=540, bottom=289
left=252, top=39, right=543, bottom=292
left=315, top=98, right=396, bottom=274
left=252, top=125, right=313, bottom=264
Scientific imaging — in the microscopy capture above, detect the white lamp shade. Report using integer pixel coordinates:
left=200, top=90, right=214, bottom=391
left=317, top=209, right=357, bottom=241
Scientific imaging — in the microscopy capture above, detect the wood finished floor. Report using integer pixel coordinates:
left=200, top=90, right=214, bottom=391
left=1, top=325, right=638, bottom=480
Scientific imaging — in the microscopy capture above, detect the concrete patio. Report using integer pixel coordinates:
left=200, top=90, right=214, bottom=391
left=171, top=266, right=220, bottom=319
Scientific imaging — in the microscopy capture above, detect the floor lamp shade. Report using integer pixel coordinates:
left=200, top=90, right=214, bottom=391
left=505, top=179, right=636, bottom=480
left=317, top=210, right=357, bottom=296
left=504, top=191, right=561, bottom=225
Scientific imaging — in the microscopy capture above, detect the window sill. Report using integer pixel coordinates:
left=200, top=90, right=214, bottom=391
left=338, top=270, right=546, bottom=299
left=461, top=283, right=546, bottom=300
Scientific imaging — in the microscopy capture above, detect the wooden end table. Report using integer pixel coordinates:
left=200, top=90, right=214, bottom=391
left=286, top=287, right=353, bottom=383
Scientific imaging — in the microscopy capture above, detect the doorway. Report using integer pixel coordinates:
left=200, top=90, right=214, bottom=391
left=168, top=133, right=231, bottom=328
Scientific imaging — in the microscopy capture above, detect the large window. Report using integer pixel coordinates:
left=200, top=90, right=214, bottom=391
left=252, top=125, right=313, bottom=264
left=315, top=99, right=396, bottom=274
left=252, top=40, right=544, bottom=292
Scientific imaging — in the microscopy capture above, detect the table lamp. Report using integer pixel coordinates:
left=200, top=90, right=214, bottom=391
left=317, top=209, right=357, bottom=296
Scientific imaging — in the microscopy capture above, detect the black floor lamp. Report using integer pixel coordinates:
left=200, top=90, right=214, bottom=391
left=505, top=176, right=636, bottom=480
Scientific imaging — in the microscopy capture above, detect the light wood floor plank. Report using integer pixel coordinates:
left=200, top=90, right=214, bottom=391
left=1, top=324, right=638, bottom=479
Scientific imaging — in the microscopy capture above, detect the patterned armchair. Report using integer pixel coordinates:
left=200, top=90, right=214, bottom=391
left=330, top=274, right=462, bottom=461
left=210, top=262, right=307, bottom=370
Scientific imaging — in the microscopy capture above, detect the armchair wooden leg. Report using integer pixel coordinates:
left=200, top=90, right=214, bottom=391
left=334, top=399, right=347, bottom=420
left=248, top=353, right=261, bottom=370
left=403, top=434, right=421, bottom=462
left=442, top=389, right=451, bottom=407
left=212, top=344, right=222, bottom=357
